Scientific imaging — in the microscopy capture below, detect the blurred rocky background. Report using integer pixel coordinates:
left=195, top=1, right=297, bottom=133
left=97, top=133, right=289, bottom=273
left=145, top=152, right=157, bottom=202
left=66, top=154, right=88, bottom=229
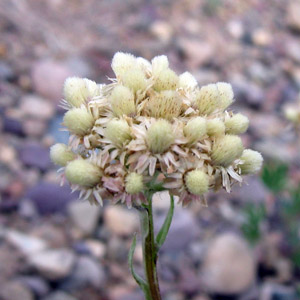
left=0, top=0, right=300, bottom=299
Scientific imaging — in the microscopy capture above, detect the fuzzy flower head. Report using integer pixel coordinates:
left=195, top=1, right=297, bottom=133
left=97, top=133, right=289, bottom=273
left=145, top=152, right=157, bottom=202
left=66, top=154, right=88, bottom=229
left=51, top=52, right=263, bottom=207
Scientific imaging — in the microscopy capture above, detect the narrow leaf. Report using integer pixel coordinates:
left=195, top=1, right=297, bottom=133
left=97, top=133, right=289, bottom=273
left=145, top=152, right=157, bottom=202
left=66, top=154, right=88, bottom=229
left=128, top=233, right=150, bottom=295
left=156, top=195, right=175, bottom=250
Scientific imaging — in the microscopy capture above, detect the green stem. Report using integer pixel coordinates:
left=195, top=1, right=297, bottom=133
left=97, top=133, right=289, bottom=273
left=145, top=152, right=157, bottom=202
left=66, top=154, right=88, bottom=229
left=139, top=194, right=162, bottom=300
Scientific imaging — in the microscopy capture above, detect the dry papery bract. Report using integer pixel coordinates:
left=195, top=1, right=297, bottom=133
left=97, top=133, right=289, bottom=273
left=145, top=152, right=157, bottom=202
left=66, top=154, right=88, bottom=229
left=51, top=52, right=263, bottom=208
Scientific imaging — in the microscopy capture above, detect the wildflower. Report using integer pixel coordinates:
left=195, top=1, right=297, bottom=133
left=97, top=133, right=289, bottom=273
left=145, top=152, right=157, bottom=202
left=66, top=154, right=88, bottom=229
left=63, top=107, right=94, bottom=136
left=50, top=143, right=75, bottom=166
left=153, top=68, right=179, bottom=91
left=185, top=169, right=209, bottom=195
left=239, top=149, right=263, bottom=174
left=225, top=113, right=249, bottom=134
left=65, top=159, right=102, bottom=187
left=105, top=119, right=132, bottom=148
left=125, top=172, right=144, bottom=194
left=146, top=119, right=175, bottom=154
left=110, top=85, right=136, bottom=117
left=206, top=118, right=225, bottom=136
left=212, top=135, right=244, bottom=166
left=195, top=84, right=220, bottom=115
left=63, top=77, right=99, bottom=108
left=184, top=117, right=206, bottom=144
left=52, top=51, right=262, bottom=206
left=146, top=90, right=182, bottom=120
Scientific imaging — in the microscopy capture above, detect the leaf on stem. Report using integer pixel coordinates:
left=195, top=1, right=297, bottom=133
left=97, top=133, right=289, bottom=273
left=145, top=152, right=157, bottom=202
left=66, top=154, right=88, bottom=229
left=128, top=233, right=150, bottom=295
left=155, top=194, right=175, bottom=251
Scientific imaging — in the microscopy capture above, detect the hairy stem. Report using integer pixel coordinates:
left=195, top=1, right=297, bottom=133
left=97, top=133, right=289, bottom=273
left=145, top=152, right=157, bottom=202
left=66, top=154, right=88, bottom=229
left=139, top=194, right=162, bottom=300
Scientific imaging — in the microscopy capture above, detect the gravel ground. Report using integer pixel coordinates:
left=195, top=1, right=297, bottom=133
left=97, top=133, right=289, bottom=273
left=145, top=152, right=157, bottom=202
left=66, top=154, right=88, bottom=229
left=0, top=0, right=300, bottom=299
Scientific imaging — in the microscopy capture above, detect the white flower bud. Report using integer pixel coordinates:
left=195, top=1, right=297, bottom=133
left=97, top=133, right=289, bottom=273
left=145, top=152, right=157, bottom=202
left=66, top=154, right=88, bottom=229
left=125, top=172, right=144, bottom=194
left=206, top=119, right=225, bottom=136
left=122, top=69, right=147, bottom=93
left=195, top=84, right=220, bottom=115
left=111, top=52, right=137, bottom=77
left=50, top=143, right=75, bottom=166
left=217, top=82, right=234, bottom=110
left=184, top=117, right=206, bottom=144
left=153, top=68, right=179, bottom=92
left=63, top=108, right=94, bottom=136
left=151, top=55, right=169, bottom=75
left=105, top=119, right=132, bottom=148
left=63, top=77, right=99, bottom=107
left=212, top=135, right=244, bottom=166
left=65, top=159, right=102, bottom=187
left=110, top=85, right=136, bottom=117
left=225, top=113, right=249, bottom=134
left=147, top=90, right=182, bottom=121
left=239, top=149, right=263, bottom=175
left=179, top=72, right=197, bottom=90
left=185, top=170, right=209, bottom=195
left=146, top=119, right=174, bottom=153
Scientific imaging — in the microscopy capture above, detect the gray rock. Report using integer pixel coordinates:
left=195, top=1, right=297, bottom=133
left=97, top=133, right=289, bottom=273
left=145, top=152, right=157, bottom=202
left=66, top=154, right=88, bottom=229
left=43, top=291, right=78, bottom=300
left=19, top=143, right=52, bottom=171
left=157, top=208, right=199, bottom=251
left=20, top=95, right=55, bottom=120
left=5, top=229, right=48, bottom=256
left=18, top=276, right=50, bottom=297
left=61, top=255, right=105, bottom=290
left=68, top=201, right=101, bottom=235
left=260, top=283, right=296, bottom=300
left=104, top=205, right=139, bottom=236
left=201, top=233, right=256, bottom=294
left=0, top=280, right=34, bottom=300
left=0, top=60, right=15, bottom=80
left=31, top=59, right=72, bottom=102
left=29, top=249, right=75, bottom=280
left=26, top=181, right=77, bottom=215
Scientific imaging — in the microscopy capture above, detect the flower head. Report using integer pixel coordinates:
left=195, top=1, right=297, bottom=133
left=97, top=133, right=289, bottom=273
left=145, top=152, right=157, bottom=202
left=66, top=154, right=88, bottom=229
left=63, top=77, right=99, bottom=107
left=212, top=135, right=244, bottom=166
left=53, top=52, right=262, bottom=206
left=63, top=107, right=94, bottom=136
left=65, top=159, right=102, bottom=187
left=185, top=170, right=209, bottom=195
left=50, top=143, right=75, bottom=166
left=239, top=149, right=263, bottom=175
left=146, top=119, right=174, bottom=153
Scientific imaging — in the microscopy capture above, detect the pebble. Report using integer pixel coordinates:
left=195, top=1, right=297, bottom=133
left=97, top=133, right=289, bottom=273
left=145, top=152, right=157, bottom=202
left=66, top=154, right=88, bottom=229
left=3, top=116, right=25, bottom=136
left=20, top=95, right=55, bottom=120
left=19, top=142, right=52, bottom=171
left=31, top=59, right=72, bottom=102
left=158, top=208, right=199, bottom=251
left=23, top=118, right=48, bottom=137
left=5, top=229, right=48, bottom=256
left=18, top=276, right=50, bottom=298
left=29, top=249, right=75, bottom=280
left=61, top=255, right=105, bottom=290
left=0, top=280, right=34, bottom=300
left=201, top=233, right=255, bottom=294
left=150, top=21, right=173, bottom=43
left=43, top=291, right=78, bottom=300
left=178, top=38, right=214, bottom=67
left=26, top=182, right=76, bottom=215
left=85, top=239, right=106, bottom=259
left=287, top=2, right=300, bottom=32
left=260, top=283, right=296, bottom=300
left=68, top=200, right=101, bottom=235
left=0, top=60, right=15, bottom=80
left=104, top=205, right=139, bottom=236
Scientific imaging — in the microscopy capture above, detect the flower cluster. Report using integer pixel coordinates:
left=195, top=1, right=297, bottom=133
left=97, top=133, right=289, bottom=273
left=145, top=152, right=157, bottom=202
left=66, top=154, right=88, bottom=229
left=50, top=52, right=263, bottom=207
